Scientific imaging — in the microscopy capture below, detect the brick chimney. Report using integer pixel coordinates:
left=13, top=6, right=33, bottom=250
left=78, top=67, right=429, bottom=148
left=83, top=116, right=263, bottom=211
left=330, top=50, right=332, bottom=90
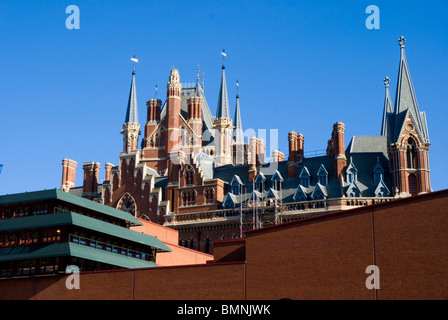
left=272, top=150, right=285, bottom=162
left=287, top=132, right=303, bottom=178
left=104, top=163, right=114, bottom=182
left=330, top=122, right=347, bottom=181
left=61, top=158, right=77, bottom=192
left=82, top=162, right=100, bottom=198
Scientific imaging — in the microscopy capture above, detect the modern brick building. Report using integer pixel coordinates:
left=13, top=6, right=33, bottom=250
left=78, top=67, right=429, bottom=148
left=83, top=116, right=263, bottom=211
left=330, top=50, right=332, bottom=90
left=60, top=37, right=432, bottom=254
left=1, top=189, right=446, bottom=300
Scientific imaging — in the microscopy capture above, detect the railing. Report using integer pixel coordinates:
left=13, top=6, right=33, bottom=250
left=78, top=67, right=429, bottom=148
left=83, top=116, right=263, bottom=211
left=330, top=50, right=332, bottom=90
left=69, top=234, right=153, bottom=262
left=164, top=197, right=396, bottom=225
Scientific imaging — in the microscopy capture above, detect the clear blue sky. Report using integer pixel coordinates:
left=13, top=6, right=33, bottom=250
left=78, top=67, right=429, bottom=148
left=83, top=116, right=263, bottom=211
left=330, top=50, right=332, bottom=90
left=0, top=0, right=447, bottom=194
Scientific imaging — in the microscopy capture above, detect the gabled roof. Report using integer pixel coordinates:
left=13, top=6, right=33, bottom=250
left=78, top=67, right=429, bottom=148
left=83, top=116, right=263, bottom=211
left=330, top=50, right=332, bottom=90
left=311, top=183, right=328, bottom=199
left=125, top=71, right=138, bottom=124
left=317, top=164, right=328, bottom=177
left=272, top=170, right=284, bottom=182
left=265, top=188, right=280, bottom=200
left=346, top=181, right=362, bottom=197
left=230, top=175, right=244, bottom=186
left=293, top=184, right=308, bottom=201
left=374, top=176, right=391, bottom=197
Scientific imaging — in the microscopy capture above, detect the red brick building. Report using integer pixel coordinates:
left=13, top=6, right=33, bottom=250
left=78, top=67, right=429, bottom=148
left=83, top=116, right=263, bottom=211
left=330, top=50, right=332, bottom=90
left=60, top=37, right=432, bottom=254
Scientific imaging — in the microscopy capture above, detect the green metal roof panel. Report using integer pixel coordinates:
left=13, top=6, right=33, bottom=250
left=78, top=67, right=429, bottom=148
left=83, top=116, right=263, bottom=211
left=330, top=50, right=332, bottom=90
left=0, top=242, right=71, bottom=262
left=0, top=189, right=143, bottom=226
left=0, top=212, right=171, bottom=252
left=0, top=212, right=73, bottom=232
left=67, top=243, right=157, bottom=269
left=0, top=242, right=158, bottom=269
left=70, top=212, right=171, bottom=252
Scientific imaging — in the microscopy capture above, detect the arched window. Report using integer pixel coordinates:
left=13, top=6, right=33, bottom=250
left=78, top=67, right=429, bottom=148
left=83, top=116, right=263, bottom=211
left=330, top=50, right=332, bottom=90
left=204, top=188, right=214, bottom=204
left=184, top=166, right=194, bottom=186
left=407, top=138, right=418, bottom=169
left=408, top=174, right=418, bottom=196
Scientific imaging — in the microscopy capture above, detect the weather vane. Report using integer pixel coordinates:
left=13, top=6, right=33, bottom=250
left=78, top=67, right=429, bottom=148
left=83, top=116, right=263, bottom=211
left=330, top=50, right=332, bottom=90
left=131, top=55, right=139, bottom=73
left=220, top=48, right=226, bottom=67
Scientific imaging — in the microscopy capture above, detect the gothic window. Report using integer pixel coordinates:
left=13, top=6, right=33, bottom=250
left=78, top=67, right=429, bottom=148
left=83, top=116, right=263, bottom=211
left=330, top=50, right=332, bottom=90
left=408, top=174, right=418, bottom=196
left=181, top=190, right=196, bottom=206
left=406, top=138, right=418, bottom=169
left=184, top=166, right=194, bottom=186
left=117, top=193, right=137, bottom=216
left=204, top=188, right=214, bottom=204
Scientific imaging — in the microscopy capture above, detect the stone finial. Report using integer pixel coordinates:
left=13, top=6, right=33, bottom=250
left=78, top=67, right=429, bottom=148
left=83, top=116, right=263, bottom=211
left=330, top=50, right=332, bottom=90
left=384, top=76, right=390, bottom=88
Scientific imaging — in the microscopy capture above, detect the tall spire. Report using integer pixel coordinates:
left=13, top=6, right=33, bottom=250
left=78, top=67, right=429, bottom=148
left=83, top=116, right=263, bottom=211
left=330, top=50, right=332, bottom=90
left=381, top=77, right=393, bottom=136
left=121, top=56, right=141, bottom=153
left=194, top=64, right=201, bottom=97
left=393, top=36, right=428, bottom=142
left=234, top=80, right=243, bottom=144
left=216, top=50, right=230, bottom=119
left=125, top=58, right=138, bottom=124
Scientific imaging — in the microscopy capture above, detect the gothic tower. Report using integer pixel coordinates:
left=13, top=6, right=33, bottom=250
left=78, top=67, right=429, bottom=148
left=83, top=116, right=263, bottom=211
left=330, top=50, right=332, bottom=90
left=166, top=68, right=182, bottom=157
left=121, top=68, right=141, bottom=153
left=387, top=36, right=431, bottom=196
left=213, top=56, right=234, bottom=166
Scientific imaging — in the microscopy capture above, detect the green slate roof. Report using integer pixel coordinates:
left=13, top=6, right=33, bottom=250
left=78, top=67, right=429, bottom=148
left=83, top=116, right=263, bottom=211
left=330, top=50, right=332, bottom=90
left=0, top=242, right=158, bottom=269
left=0, top=189, right=143, bottom=226
left=0, top=211, right=171, bottom=252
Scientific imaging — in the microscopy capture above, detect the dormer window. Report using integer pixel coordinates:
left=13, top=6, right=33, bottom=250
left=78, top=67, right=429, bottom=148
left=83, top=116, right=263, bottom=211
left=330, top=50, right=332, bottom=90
left=230, top=175, right=243, bottom=196
left=255, top=172, right=266, bottom=193
left=373, top=157, right=385, bottom=185
left=317, top=165, right=328, bottom=186
left=271, top=171, right=284, bottom=191
left=346, top=157, right=358, bottom=184
left=299, top=167, right=310, bottom=188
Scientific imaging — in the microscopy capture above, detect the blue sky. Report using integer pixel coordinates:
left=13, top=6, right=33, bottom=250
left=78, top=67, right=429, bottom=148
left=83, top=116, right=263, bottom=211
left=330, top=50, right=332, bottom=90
left=0, top=0, right=447, bottom=194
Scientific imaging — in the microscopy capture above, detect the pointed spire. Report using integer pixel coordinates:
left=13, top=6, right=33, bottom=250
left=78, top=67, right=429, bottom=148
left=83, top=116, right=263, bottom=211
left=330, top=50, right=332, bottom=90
left=194, top=64, right=201, bottom=97
left=202, top=72, right=205, bottom=90
left=125, top=61, right=138, bottom=124
left=216, top=53, right=230, bottom=119
left=393, top=36, right=427, bottom=141
left=234, top=80, right=243, bottom=144
left=381, top=77, right=393, bottom=136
